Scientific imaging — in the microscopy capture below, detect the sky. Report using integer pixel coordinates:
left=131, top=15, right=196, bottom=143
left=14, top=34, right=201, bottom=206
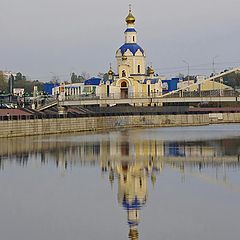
left=1, top=0, right=240, bottom=81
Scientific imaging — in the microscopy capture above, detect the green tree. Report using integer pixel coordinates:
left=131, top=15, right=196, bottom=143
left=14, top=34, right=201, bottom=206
left=97, top=72, right=108, bottom=81
left=0, top=71, right=8, bottom=93
left=223, top=72, right=240, bottom=89
left=77, top=75, right=85, bottom=83
left=71, top=72, right=89, bottom=83
left=71, top=72, right=78, bottom=83
left=15, top=72, right=23, bottom=81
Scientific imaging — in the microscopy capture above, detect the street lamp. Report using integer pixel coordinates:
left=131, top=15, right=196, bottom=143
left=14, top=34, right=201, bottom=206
left=182, top=60, right=190, bottom=89
left=212, top=55, right=219, bottom=92
left=220, top=77, right=223, bottom=96
left=212, top=55, right=219, bottom=75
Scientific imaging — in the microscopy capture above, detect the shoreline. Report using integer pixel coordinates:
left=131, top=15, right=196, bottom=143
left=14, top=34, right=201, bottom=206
left=0, top=112, right=240, bottom=138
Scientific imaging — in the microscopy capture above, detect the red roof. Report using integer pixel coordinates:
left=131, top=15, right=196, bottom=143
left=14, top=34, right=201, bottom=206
left=0, top=109, right=32, bottom=116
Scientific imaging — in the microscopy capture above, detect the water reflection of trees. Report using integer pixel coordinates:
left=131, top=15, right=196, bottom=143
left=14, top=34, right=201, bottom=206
left=0, top=134, right=240, bottom=171
left=0, top=133, right=240, bottom=239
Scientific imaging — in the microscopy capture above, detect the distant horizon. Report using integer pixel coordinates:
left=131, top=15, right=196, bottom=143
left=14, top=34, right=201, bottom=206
left=1, top=0, right=240, bottom=82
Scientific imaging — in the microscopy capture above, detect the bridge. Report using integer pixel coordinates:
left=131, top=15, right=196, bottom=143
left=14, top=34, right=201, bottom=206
left=59, top=90, right=240, bottom=107
left=38, top=67, right=240, bottom=110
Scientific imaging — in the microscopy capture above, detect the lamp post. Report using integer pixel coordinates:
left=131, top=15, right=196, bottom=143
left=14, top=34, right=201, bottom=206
left=212, top=55, right=219, bottom=75
left=212, top=55, right=219, bottom=92
left=220, top=77, right=223, bottom=97
left=182, top=60, right=190, bottom=89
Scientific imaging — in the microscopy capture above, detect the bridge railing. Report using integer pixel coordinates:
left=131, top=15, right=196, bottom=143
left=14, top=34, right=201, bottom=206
left=36, top=99, right=58, bottom=111
left=64, top=94, right=100, bottom=101
left=100, top=92, right=161, bottom=99
left=162, top=90, right=239, bottom=98
left=62, top=90, right=239, bottom=102
left=63, top=92, right=162, bottom=101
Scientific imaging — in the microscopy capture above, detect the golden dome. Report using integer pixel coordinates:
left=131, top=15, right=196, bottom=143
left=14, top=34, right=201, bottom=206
left=108, top=68, right=113, bottom=75
left=148, top=66, right=155, bottom=75
left=129, top=229, right=139, bottom=240
left=126, top=11, right=135, bottom=24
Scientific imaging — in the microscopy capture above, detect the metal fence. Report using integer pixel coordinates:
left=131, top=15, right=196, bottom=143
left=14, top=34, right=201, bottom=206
left=162, top=90, right=239, bottom=98
left=61, top=90, right=239, bottom=102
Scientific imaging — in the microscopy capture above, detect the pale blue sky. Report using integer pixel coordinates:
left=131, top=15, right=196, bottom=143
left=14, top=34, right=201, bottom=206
left=1, top=0, right=240, bottom=81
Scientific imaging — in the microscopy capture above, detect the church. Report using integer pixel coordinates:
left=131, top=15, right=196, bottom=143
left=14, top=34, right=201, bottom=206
left=53, top=7, right=234, bottom=103
left=55, top=7, right=163, bottom=102
left=99, top=7, right=163, bottom=101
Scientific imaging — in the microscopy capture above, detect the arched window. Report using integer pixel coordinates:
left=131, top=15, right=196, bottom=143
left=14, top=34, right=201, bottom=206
left=121, top=81, right=127, bottom=87
left=138, top=65, right=141, bottom=73
left=133, top=36, right=135, bottom=42
left=122, top=70, right=126, bottom=77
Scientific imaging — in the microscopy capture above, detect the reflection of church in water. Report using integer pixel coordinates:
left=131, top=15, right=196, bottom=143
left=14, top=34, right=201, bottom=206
left=101, top=142, right=160, bottom=240
left=1, top=130, right=240, bottom=239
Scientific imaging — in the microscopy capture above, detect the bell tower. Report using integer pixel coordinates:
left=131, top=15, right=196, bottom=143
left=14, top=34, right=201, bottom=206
left=116, top=6, right=146, bottom=80
left=125, top=5, right=137, bottom=44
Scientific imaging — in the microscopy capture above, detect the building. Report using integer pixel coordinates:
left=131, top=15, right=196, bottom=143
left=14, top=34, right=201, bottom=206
left=54, top=77, right=102, bottom=99
left=100, top=7, right=163, bottom=103
left=2, top=71, right=17, bottom=81
left=13, top=88, right=24, bottom=97
left=55, top=8, right=163, bottom=103
left=54, top=7, right=234, bottom=105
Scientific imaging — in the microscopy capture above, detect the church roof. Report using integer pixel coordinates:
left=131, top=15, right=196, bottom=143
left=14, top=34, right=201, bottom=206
left=84, top=77, right=101, bottom=86
left=122, top=196, right=146, bottom=210
left=119, top=43, right=144, bottom=56
left=143, top=79, right=159, bottom=84
left=125, top=28, right=137, bottom=33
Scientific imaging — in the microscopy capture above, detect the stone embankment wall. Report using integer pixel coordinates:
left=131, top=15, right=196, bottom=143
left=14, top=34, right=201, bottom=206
left=0, top=113, right=240, bottom=138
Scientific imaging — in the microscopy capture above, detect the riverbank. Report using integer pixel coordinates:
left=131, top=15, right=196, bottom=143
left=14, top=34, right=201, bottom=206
left=0, top=112, right=240, bottom=138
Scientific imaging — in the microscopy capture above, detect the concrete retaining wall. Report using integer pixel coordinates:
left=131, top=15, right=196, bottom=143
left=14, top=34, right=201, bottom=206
left=0, top=113, right=240, bottom=138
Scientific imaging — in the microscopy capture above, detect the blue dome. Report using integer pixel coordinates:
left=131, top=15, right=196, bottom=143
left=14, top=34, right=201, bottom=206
left=119, top=43, right=144, bottom=56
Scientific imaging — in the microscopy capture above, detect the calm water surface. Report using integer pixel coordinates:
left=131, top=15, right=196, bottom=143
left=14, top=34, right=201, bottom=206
left=0, top=124, right=240, bottom=240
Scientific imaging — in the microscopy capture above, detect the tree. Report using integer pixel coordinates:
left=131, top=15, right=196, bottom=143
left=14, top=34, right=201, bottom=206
left=97, top=72, right=108, bottom=81
left=81, top=71, right=90, bottom=80
left=77, top=75, right=85, bottom=83
left=176, top=73, right=185, bottom=79
left=71, top=72, right=78, bottom=83
left=15, top=72, right=23, bottom=81
left=70, top=71, right=90, bottom=83
left=0, top=71, right=8, bottom=93
left=223, top=72, right=240, bottom=89
left=15, top=72, right=27, bottom=81
left=51, top=75, right=59, bottom=84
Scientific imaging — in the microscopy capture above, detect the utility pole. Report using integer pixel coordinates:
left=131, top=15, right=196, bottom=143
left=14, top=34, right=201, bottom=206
left=212, top=55, right=219, bottom=92
left=212, top=55, right=219, bottom=75
left=182, top=60, right=190, bottom=89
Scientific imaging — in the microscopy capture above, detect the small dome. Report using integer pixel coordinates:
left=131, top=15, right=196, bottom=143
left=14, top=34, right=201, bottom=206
left=126, top=11, right=135, bottom=24
left=129, top=229, right=139, bottom=240
left=148, top=67, right=154, bottom=75
left=108, top=68, right=113, bottom=75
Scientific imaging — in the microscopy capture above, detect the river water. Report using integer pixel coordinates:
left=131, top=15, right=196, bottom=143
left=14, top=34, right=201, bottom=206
left=0, top=124, right=240, bottom=240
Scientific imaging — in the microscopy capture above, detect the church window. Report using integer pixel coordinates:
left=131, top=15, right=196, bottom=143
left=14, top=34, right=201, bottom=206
left=133, top=36, right=135, bottom=42
left=121, top=81, right=127, bottom=87
left=148, top=84, right=150, bottom=96
left=138, top=65, right=141, bottom=73
left=122, top=70, right=126, bottom=77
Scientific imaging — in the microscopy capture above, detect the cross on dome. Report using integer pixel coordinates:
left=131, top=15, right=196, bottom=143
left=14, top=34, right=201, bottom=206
left=126, top=5, right=135, bottom=24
